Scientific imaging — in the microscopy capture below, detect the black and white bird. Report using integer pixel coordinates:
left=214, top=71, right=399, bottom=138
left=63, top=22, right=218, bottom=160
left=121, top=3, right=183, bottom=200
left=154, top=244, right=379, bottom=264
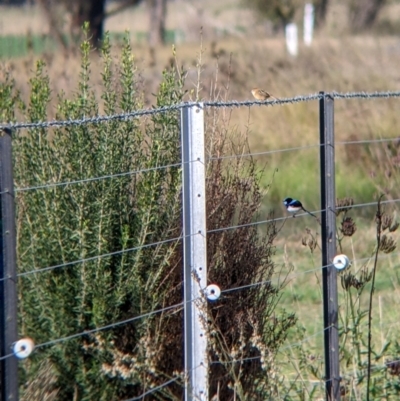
left=283, top=197, right=318, bottom=219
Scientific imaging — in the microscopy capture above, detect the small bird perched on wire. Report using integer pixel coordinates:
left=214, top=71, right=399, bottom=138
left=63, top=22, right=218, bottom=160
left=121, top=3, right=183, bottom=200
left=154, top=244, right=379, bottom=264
left=251, top=88, right=278, bottom=101
left=283, top=197, right=318, bottom=220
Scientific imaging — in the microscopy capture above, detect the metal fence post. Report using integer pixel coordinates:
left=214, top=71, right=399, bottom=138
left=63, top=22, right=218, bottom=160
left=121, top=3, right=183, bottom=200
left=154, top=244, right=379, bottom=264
left=319, top=92, right=340, bottom=401
left=181, top=103, right=208, bottom=401
left=0, top=128, right=19, bottom=401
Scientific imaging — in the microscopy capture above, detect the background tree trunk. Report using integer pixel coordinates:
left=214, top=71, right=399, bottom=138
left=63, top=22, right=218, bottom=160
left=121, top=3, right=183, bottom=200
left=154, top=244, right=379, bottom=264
left=349, top=0, right=387, bottom=32
left=37, top=0, right=69, bottom=52
left=147, top=0, right=166, bottom=47
left=314, top=0, right=329, bottom=28
left=38, top=0, right=166, bottom=51
left=71, top=0, right=107, bottom=47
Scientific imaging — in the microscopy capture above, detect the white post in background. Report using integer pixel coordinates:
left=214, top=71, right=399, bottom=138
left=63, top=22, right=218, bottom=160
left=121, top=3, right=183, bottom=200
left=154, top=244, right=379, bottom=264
left=285, top=23, right=298, bottom=56
left=304, top=3, right=314, bottom=46
left=181, top=103, right=208, bottom=401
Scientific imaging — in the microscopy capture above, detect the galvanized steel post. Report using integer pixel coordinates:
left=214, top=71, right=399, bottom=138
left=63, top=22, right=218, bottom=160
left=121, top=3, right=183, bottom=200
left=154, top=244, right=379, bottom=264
left=181, top=104, right=208, bottom=401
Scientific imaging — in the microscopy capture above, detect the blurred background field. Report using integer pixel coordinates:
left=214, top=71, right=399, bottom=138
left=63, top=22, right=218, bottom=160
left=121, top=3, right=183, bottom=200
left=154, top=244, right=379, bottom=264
left=2, top=0, right=400, bottom=399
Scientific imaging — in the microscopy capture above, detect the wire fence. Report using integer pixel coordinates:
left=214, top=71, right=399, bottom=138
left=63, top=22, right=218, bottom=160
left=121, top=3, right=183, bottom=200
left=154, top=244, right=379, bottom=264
left=1, top=91, right=400, bottom=400
left=2, top=91, right=400, bottom=131
left=0, top=196, right=396, bottom=282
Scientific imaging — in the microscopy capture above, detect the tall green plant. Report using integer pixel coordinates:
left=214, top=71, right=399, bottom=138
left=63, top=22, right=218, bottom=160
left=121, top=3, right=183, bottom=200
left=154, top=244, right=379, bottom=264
left=10, top=29, right=184, bottom=400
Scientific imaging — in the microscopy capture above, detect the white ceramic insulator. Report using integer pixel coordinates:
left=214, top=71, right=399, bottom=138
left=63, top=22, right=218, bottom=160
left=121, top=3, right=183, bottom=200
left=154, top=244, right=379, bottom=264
left=13, top=338, right=35, bottom=359
left=205, top=284, right=221, bottom=301
left=333, top=254, right=350, bottom=270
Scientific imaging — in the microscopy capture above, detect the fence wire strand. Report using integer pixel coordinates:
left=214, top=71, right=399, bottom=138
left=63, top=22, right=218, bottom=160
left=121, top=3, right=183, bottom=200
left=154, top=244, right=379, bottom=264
left=1, top=198, right=398, bottom=284
left=2, top=235, right=185, bottom=282
left=6, top=135, right=399, bottom=195
left=15, top=162, right=183, bottom=193
left=122, top=376, right=181, bottom=401
left=1, top=91, right=400, bottom=132
left=121, top=364, right=202, bottom=401
left=2, top=250, right=398, bottom=363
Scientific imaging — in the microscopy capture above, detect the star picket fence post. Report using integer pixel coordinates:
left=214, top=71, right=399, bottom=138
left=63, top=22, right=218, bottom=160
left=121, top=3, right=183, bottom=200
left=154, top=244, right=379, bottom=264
left=0, top=128, right=19, bottom=401
left=319, top=92, right=340, bottom=401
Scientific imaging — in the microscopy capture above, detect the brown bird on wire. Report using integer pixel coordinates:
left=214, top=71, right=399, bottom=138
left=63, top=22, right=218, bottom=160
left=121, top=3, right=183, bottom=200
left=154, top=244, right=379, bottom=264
left=251, top=88, right=279, bottom=101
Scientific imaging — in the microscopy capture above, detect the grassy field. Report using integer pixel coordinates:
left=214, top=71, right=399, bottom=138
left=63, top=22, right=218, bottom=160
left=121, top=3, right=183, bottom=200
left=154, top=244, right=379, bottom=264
left=2, top=1, right=400, bottom=399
